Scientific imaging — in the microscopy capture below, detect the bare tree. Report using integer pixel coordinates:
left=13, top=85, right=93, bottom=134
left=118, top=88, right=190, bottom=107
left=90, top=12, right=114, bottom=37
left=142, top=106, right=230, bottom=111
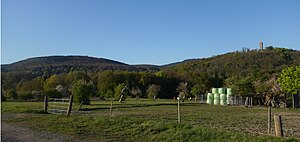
left=131, top=86, right=142, bottom=100
left=147, top=84, right=161, bottom=100
left=177, top=82, right=189, bottom=101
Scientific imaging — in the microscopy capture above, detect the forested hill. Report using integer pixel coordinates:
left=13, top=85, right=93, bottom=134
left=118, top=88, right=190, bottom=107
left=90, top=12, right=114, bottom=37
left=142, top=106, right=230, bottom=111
left=162, top=48, right=300, bottom=85
left=2, top=47, right=300, bottom=101
left=2, top=48, right=300, bottom=79
left=1, top=56, right=160, bottom=75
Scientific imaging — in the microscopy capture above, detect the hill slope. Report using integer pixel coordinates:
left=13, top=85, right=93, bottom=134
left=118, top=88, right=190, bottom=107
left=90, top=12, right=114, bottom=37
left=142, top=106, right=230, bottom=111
left=162, top=48, right=300, bottom=84
left=2, top=48, right=299, bottom=83
left=1, top=56, right=159, bottom=76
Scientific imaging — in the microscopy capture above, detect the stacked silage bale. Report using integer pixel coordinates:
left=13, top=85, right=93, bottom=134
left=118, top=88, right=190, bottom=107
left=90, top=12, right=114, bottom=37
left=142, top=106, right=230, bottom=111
left=226, top=88, right=232, bottom=105
left=206, top=93, right=213, bottom=105
left=212, top=88, right=218, bottom=105
left=207, top=88, right=217, bottom=105
left=207, top=87, right=232, bottom=106
left=218, top=88, right=226, bottom=105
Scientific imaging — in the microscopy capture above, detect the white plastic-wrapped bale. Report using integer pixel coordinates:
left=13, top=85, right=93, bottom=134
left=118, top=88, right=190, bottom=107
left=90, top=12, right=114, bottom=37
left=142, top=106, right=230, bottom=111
left=212, top=88, right=218, bottom=94
left=207, top=93, right=214, bottom=105
left=218, top=88, right=225, bottom=94
left=220, top=94, right=227, bottom=105
left=227, top=88, right=232, bottom=95
left=227, top=94, right=233, bottom=105
left=213, top=93, right=220, bottom=105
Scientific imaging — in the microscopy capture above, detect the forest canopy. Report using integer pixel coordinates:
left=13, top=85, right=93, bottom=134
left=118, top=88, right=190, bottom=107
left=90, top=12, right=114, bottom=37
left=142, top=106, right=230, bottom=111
left=2, top=48, right=300, bottom=107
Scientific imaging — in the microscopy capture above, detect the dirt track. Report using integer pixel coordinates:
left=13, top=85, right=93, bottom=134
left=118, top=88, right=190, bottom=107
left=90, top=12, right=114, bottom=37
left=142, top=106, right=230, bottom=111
left=1, top=113, right=80, bottom=142
left=1, top=122, right=73, bottom=142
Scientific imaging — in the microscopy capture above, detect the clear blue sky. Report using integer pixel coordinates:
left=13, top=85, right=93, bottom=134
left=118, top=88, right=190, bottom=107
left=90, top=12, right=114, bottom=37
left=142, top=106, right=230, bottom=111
left=2, top=0, right=300, bottom=65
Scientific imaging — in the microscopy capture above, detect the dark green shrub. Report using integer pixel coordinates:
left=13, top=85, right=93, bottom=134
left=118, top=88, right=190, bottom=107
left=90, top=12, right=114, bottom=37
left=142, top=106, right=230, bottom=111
left=5, top=89, right=18, bottom=100
left=18, top=91, right=34, bottom=100
left=43, top=89, right=63, bottom=98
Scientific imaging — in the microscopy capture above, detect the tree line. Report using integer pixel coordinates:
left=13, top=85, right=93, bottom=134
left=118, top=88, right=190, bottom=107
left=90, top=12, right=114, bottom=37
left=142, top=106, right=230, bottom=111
left=1, top=71, right=181, bottom=103
left=1, top=48, right=300, bottom=108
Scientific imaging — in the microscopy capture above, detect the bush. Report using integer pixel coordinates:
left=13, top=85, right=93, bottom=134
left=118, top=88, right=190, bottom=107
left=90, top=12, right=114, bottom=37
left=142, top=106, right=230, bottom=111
left=71, top=80, right=95, bottom=105
left=5, top=89, right=18, bottom=100
left=18, top=91, right=34, bottom=100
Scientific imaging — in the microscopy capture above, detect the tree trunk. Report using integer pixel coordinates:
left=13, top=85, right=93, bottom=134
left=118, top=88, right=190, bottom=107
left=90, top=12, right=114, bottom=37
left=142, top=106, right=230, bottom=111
left=292, top=94, right=299, bottom=108
left=119, top=94, right=124, bottom=103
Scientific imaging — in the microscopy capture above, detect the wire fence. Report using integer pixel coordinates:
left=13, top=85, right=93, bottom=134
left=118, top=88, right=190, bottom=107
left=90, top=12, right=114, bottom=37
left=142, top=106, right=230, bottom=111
left=197, top=94, right=251, bottom=106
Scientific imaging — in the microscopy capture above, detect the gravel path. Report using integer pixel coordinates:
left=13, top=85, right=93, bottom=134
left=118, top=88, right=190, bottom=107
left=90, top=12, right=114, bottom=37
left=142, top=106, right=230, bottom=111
left=1, top=122, right=74, bottom=142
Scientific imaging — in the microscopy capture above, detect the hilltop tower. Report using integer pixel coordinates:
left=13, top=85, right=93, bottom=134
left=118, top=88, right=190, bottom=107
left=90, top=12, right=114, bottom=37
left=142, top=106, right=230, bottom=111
left=259, top=41, right=263, bottom=49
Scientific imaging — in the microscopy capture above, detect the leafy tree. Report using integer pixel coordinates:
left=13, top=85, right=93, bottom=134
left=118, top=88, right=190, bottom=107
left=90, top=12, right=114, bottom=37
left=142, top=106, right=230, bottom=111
left=97, top=71, right=118, bottom=98
left=44, top=75, right=64, bottom=90
left=177, top=82, right=189, bottom=100
left=18, top=91, right=34, bottom=100
left=191, top=84, right=202, bottom=101
left=231, top=77, right=255, bottom=97
left=224, top=76, right=239, bottom=89
left=32, top=91, right=44, bottom=100
left=71, top=80, right=95, bottom=105
left=147, top=84, right=161, bottom=100
left=55, top=85, right=70, bottom=97
left=5, top=89, right=18, bottom=100
left=1, top=72, right=31, bottom=90
left=254, top=80, right=271, bottom=95
left=192, top=72, right=211, bottom=93
left=278, top=66, right=300, bottom=108
left=265, top=46, right=274, bottom=50
left=139, top=72, right=156, bottom=97
left=253, top=80, right=272, bottom=105
left=43, top=89, right=63, bottom=98
left=16, top=77, right=44, bottom=92
left=65, top=71, right=91, bottom=89
left=1, top=91, right=6, bottom=101
left=155, top=71, right=167, bottom=78
left=105, top=89, right=114, bottom=100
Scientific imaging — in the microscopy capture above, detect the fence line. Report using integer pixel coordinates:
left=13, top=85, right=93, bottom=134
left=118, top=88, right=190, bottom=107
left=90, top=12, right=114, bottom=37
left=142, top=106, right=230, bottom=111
left=197, top=94, right=249, bottom=106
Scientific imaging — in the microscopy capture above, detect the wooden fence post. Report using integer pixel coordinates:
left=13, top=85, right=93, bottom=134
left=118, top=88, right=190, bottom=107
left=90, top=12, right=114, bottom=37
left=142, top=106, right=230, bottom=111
left=44, top=95, right=48, bottom=113
left=178, top=99, right=181, bottom=123
left=110, top=101, right=113, bottom=116
left=274, top=115, right=283, bottom=137
left=241, top=97, right=243, bottom=106
left=67, top=95, right=74, bottom=116
left=244, top=97, right=249, bottom=106
left=234, top=96, right=236, bottom=105
left=78, top=101, right=83, bottom=111
left=268, top=105, right=272, bottom=134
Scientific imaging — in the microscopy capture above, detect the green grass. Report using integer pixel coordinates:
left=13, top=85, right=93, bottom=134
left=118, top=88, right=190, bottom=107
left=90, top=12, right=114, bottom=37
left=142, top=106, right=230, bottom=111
left=2, top=100, right=300, bottom=142
left=1, top=101, right=46, bottom=114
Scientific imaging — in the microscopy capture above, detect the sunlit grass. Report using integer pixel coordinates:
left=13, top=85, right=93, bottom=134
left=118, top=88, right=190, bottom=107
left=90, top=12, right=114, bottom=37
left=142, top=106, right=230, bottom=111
left=2, top=100, right=300, bottom=141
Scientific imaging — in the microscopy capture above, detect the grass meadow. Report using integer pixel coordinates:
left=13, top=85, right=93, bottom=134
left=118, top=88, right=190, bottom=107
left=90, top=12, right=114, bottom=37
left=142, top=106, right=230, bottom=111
left=2, top=99, right=300, bottom=142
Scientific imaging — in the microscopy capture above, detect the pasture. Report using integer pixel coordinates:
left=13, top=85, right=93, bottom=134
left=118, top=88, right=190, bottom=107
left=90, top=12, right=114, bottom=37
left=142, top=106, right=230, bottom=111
left=2, top=99, right=300, bottom=142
